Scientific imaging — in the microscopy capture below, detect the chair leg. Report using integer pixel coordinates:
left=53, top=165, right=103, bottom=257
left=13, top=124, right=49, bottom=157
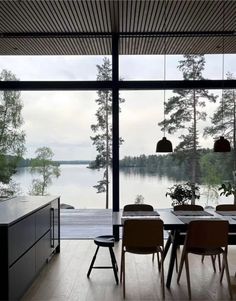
left=120, top=250, right=124, bottom=283
left=160, top=252, right=165, bottom=299
left=223, top=253, right=233, bottom=299
left=109, top=247, right=119, bottom=284
left=175, top=251, right=178, bottom=273
left=203, top=254, right=221, bottom=272
left=218, top=254, right=222, bottom=272
left=123, top=252, right=126, bottom=299
left=185, top=254, right=191, bottom=300
left=87, top=245, right=99, bottom=278
left=220, top=261, right=225, bottom=283
left=157, top=252, right=161, bottom=271
left=211, top=255, right=216, bottom=273
left=177, top=248, right=185, bottom=283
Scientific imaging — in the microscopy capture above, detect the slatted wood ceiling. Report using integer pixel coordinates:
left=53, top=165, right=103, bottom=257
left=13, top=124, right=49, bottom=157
left=0, top=0, right=235, bottom=55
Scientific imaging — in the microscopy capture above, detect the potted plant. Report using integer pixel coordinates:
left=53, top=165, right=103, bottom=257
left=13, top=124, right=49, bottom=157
left=218, top=182, right=236, bottom=203
left=166, top=182, right=200, bottom=206
left=135, top=194, right=144, bottom=204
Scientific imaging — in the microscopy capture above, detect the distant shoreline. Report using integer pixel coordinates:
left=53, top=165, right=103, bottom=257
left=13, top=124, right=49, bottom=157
left=55, top=160, right=91, bottom=165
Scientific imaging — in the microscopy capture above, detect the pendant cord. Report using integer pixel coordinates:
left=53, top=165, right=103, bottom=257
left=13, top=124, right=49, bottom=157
left=163, top=0, right=167, bottom=137
left=222, top=0, right=225, bottom=132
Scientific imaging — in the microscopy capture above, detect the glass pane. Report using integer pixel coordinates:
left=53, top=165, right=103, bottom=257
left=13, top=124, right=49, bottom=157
left=119, top=88, right=235, bottom=209
left=120, top=55, right=164, bottom=80
left=0, top=89, right=112, bottom=209
left=120, top=53, right=236, bottom=80
left=0, top=55, right=112, bottom=81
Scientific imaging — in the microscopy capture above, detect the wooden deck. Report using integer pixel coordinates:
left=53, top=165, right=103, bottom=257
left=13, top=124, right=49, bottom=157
left=60, top=209, right=112, bottom=239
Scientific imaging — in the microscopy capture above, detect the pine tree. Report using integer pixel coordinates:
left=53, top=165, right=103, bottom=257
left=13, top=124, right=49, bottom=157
left=204, top=72, right=236, bottom=147
left=204, top=72, right=236, bottom=203
left=158, top=55, right=217, bottom=203
left=90, top=58, right=124, bottom=209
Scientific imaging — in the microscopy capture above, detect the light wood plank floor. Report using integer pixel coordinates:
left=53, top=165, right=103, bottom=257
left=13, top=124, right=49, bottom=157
left=22, top=240, right=236, bottom=301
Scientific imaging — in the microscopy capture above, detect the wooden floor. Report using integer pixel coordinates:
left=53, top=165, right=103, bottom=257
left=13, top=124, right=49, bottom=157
left=22, top=240, right=236, bottom=301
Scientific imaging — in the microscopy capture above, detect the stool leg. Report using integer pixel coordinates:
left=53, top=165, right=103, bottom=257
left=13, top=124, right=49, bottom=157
left=109, top=247, right=119, bottom=284
left=87, top=246, right=99, bottom=278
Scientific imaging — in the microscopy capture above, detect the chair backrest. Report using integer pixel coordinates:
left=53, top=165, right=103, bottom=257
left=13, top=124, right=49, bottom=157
left=216, top=204, right=236, bottom=211
left=185, top=220, right=229, bottom=249
left=174, top=204, right=204, bottom=211
left=123, top=219, right=164, bottom=253
left=123, top=204, right=154, bottom=211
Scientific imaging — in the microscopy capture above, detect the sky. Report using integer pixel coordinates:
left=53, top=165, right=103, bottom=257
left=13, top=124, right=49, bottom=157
left=0, top=54, right=236, bottom=160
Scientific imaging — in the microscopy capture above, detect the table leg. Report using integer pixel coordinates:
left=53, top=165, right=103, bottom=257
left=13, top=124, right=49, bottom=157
left=113, top=225, right=120, bottom=241
left=166, top=230, right=180, bottom=288
left=163, top=230, right=173, bottom=260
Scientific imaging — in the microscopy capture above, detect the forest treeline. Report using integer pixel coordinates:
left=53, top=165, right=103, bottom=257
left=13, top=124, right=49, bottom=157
left=119, top=149, right=235, bottom=185
left=17, top=148, right=235, bottom=187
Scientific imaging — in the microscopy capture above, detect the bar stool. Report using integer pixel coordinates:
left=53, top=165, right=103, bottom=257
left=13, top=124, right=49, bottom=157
left=87, top=235, right=119, bottom=284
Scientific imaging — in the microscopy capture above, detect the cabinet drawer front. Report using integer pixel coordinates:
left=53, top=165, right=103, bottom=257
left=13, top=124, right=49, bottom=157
left=9, top=214, right=35, bottom=266
left=35, top=231, right=51, bottom=274
left=9, top=246, right=35, bottom=301
left=35, top=204, right=51, bottom=241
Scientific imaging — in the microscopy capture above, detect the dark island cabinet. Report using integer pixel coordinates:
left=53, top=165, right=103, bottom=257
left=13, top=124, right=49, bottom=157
left=0, top=196, right=60, bottom=301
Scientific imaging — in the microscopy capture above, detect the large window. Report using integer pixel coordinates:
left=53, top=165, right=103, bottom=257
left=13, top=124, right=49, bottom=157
left=0, top=90, right=113, bottom=209
left=119, top=89, right=235, bottom=208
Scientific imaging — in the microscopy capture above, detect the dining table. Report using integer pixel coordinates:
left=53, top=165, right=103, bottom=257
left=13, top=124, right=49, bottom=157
left=112, top=208, right=236, bottom=288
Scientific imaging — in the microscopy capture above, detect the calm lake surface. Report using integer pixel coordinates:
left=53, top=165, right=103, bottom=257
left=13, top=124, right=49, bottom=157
left=12, top=164, right=231, bottom=209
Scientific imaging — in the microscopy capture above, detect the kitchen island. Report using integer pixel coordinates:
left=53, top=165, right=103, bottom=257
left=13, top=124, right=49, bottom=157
left=0, top=196, right=60, bottom=300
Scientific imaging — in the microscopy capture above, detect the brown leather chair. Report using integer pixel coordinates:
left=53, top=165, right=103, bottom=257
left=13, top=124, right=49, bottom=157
left=123, top=204, right=154, bottom=211
left=216, top=204, right=236, bottom=211
left=171, top=204, right=204, bottom=272
left=215, top=204, right=236, bottom=267
left=172, top=205, right=219, bottom=272
left=120, top=219, right=165, bottom=299
left=177, top=220, right=232, bottom=299
left=174, top=204, right=204, bottom=211
left=123, top=204, right=161, bottom=269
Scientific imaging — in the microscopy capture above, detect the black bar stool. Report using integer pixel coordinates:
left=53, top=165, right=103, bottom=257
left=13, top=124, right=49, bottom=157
left=87, top=235, right=119, bottom=284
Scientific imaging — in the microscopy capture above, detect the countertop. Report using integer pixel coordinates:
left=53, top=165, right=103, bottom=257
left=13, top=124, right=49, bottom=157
left=0, top=196, right=59, bottom=226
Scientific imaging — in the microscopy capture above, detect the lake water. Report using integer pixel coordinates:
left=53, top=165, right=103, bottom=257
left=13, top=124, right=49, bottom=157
left=12, top=164, right=232, bottom=209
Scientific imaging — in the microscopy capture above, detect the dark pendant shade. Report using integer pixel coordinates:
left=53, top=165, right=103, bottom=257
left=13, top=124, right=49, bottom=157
left=156, top=137, right=173, bottom=152
left=214, top=136, right=231, bottom=152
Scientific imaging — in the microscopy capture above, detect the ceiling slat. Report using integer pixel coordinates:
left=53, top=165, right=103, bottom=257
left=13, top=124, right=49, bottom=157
left=0, top=0, right=235, bottom=55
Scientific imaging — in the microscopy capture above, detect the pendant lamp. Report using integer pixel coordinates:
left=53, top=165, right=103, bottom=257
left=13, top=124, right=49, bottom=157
left=214, top=1, right=231, bottom=152
left=156, top=88, right=173, bottom=152
left=156, top=0, right=173, bottom=153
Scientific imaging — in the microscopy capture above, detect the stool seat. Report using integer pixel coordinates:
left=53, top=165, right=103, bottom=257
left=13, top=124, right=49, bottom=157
left=87, top=235, right=119, bottom=284
left=94, top=235, right=115, bottom=247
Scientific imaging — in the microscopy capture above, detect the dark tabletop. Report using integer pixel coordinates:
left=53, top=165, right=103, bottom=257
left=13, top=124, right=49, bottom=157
left=113, top=208, right=236, bottom=232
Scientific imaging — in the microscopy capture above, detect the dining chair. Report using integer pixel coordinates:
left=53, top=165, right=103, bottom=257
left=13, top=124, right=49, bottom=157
left=177, top=220, right=232, bottom=300
left=216, top=204, right=236, bottom=211
left=174, top=204, right=204, bottom=211
left=123, top=204, right=154, bottom=211
left=215, top=204, right=236, bottom=270
left=171, top=204, right=205, bottom=272
left=123, top=204, right=161, bottom=269
left=173, top=205, right=219, bottom=272
left=120, top=219, right=165, bottom=299
left=202, top=204, right=236, bottom=270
